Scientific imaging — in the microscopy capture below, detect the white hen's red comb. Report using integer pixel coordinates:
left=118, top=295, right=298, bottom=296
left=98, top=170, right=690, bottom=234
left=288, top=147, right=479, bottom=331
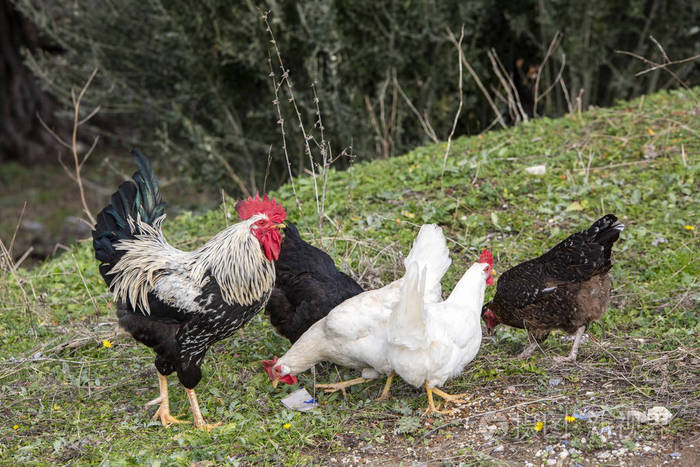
left=479, top=248, right=493, bottom=266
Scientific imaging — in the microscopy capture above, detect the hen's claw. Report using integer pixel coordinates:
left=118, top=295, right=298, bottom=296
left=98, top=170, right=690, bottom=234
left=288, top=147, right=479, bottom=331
left=316, top=377, right=369, bottom=397
left=431, top=387, right=467, bottom=405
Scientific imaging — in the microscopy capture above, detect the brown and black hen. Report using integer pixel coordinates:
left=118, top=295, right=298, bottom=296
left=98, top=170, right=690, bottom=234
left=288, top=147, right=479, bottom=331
left=266, top=222, right=364, bottom=343
left=482, top=214, right=625, bottom=362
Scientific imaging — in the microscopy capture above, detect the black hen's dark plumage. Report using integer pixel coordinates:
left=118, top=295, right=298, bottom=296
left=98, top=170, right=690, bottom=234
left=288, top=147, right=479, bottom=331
left=266, top=222, right=364, bottom=343
left=483, top=214, right=625, bottom=358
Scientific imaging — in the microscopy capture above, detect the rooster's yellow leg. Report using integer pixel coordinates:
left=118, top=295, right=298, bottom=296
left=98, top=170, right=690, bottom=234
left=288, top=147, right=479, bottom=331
left=145, top=372, right=190, bottom=427
left=431, top=386, right=467, bottom=404
left=423, top=382, right=450, bottom=416
left=376, top=372, right=395, bottom=401
left=185, top=388, right=221, bottom=432
left=316, top=377, right=369, bottom=397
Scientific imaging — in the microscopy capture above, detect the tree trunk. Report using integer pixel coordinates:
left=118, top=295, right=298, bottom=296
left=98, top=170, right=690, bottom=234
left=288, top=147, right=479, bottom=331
left=0, top=0, right=60, bottom=164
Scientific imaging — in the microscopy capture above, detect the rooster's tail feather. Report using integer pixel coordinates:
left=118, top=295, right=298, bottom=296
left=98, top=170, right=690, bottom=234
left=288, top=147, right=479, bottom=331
left=92, top=150, right=166, bottom=285
left=403, top=224, right=451, bottom=303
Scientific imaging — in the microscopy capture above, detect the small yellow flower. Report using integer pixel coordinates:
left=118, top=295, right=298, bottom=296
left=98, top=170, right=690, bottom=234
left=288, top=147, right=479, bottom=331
left=534, top=421, right=544, bottom=432
left=646, top=128, right=655, bottom=136
left=565, top=416, right=575, bottom=423
left=283, top=423, right=291, bottom=430
left=53, top=404, right=61, bottom=410
left=13, top=424, right=18, bottom=430
left=685, top=225, right=695, bottom=231
left=102, top=340, right=113, bottom=348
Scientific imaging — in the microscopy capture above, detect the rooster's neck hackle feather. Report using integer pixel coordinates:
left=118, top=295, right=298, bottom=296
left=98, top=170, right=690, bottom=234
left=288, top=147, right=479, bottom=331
left=108, top=215, right=275, bottom=314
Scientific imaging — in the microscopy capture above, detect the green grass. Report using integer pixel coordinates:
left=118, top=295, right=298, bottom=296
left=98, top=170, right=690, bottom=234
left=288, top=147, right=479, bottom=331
left=1, top=88, right=698, bottom=465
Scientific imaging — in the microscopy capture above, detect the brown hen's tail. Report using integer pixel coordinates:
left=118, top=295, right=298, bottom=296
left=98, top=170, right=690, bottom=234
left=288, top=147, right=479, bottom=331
left=586, top=214, right=625, bottom=264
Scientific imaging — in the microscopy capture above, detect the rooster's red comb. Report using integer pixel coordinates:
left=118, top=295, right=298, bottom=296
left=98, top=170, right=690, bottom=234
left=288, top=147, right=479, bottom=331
left=479, top=248, right=493, bottom=266
left=236, top=193, right=286, bottom=223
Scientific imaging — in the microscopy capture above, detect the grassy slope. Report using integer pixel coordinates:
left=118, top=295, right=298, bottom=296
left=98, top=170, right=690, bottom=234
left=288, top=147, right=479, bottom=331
left=0, top=88, right=698, bottom=465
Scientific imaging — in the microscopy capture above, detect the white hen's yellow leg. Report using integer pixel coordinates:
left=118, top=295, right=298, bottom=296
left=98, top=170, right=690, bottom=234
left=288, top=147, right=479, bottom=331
left=185, top=388, right=221, bottom=431
left=423, top=382, right=450, bottom=415
left=145, top=372, right=190, bottom=427
left=376, top=372, right=395, bottom=401
left=316, top=377, right=369, bottom=397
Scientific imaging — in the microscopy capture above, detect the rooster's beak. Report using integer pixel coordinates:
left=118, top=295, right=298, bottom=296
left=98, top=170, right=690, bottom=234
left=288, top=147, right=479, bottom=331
left=277, top=223, right=286, bottom=229
left=272, top=378, right=280, bottom=389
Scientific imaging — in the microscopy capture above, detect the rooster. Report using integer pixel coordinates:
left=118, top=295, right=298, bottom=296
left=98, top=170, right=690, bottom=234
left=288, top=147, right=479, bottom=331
left=266, top=222, right=364, bottom=343
left=387, top=249, right=493, bottom=414
left=92, top=151, right=286, bottom=430
left=262, top=224, right=451, bottom=399
left=482, top=214, right=625, bottom=362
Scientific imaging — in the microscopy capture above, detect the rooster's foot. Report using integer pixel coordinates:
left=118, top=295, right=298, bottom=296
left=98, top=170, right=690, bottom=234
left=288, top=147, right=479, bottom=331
left=152, top=404, right=190, bottom=427
left=194, top=421, right=222, bottom=432
left=146, top=372, right=190, bottom=427
left=316, top=377, right=369, bottom=397
left=185, top=388, right=220, bottom=432
left=553, top=354, right=577, bottom=363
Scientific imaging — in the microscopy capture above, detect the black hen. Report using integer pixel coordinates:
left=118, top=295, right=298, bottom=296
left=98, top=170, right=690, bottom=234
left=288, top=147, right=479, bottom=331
left=92, top=151, right=286, bottom=430
left=482, top=214, right=625, bottom=362
left=266, top=222, right=364, bottom=343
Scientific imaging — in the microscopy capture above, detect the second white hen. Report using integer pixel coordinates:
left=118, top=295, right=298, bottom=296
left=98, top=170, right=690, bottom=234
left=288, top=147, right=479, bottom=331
left=262, top=224, right=452, bottom=398
left=387, top=249, right=494, bottom=414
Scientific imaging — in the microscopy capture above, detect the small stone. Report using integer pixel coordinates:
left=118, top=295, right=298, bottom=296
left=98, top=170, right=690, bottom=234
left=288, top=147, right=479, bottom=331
left=535, top=449, right=544, bottom=457
left=492, top=445, right=504, bottom=453
left=597, top=451, right=611, bottom=460
left=600, top=436, right=607, bottom=443
left=643, top=446, right=652, bottom=452
left=627, top=409, right=648, bottom=423
left=670, top=452, right=681, bottom=459
left=549, top=377, right=562, bottom=386
left=525, top=164, right=546, bottom=175
left=546, top=459, right=557, bottom=466
left=546, top=445, right=554, bottom=453
left=647, top=406, right=673, bottom=425
left=580, top=437, right=587, bottom=444
left=559, top=449, right=569, bottom=458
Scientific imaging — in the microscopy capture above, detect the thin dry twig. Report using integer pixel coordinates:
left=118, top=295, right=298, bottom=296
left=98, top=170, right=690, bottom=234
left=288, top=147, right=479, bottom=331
left=37, top=68, right=100, bottom=226
left=262, top=11, right=320, bottom=217
left=441, top=26, right=465, bottom=181
left=615, top=36, right=699, bottom=90
left=533, top=32, right=564, bottom=117
left=447, top=31, right=506, bottom=129
left=392, top=75, right=438, bottom=143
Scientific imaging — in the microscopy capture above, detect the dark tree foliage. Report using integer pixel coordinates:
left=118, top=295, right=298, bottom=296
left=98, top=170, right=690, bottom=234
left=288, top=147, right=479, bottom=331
left=0, top=0, right=62, bottom=163
left=13, top=0, right=700, bottom=194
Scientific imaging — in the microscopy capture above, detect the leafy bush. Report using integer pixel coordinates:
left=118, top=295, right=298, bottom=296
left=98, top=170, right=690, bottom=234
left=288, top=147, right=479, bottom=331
left=15, top=0, right=700, bottom=194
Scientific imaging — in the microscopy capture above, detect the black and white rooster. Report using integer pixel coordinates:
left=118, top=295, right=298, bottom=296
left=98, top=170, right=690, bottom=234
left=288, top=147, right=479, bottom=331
left=92, top=151, right=286, bottom=430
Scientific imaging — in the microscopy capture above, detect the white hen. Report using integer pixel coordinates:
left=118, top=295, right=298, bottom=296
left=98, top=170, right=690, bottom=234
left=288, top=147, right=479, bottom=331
left=387, top=249, right=493, bottom=414
left=262, top=224, right=451, bottom=398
